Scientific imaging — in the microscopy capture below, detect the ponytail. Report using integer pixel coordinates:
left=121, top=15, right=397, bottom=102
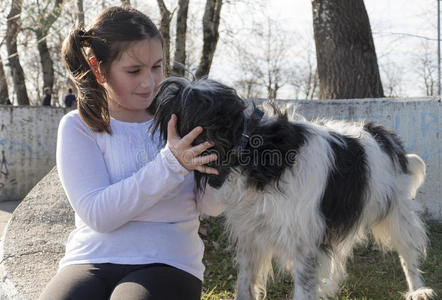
left=61, top=28, right=111, bottom=134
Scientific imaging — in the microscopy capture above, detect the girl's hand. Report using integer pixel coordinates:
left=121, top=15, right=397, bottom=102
left=167, top=114, right=219, bottom=175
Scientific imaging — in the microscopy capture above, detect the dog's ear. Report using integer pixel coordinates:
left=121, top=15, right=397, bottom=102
left=150, top=77, right=190, bottom=142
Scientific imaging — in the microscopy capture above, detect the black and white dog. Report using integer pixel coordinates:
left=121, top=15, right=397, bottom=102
left=151, top=77, right=434, bottom=300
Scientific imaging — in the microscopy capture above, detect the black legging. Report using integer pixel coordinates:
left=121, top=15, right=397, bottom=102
left=38, top=263, right=202, bottom=300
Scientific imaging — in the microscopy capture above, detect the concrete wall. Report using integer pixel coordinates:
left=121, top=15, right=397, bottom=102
left=270, top=97, right=442, bottom=221
left=0, top=98, right=441, bottom=220
left=0, top=106, right=67, bottom=201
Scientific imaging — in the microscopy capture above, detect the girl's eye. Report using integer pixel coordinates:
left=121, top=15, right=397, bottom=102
left=128, top=70, right=140, bottom=74
left=152, top=65, right=162, bottom=70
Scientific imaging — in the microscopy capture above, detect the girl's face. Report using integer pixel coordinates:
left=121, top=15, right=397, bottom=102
left=104, top=38, right=164, bottom=122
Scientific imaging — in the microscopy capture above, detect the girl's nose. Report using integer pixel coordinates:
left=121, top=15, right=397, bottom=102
left=140, top=72, right=154, bottom=89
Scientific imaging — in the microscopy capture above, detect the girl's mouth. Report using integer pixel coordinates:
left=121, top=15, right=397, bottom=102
left=134, top=93, right=151, bottom=99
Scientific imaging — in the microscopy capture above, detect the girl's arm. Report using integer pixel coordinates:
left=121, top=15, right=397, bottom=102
left=57, top=114, right=189, bottom=233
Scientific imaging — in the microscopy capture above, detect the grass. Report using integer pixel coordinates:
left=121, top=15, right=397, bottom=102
left=200, top=217, right=442, bottom=300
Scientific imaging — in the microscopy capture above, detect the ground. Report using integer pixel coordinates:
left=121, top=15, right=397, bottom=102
left=200, top=216, right=442, bottom=300
left=0, top=200, right=20, bottom=239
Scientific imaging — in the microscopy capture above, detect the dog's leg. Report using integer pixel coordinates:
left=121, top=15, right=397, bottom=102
left=399, top=255, right=435, bottom=300
left=317, top=251, right=344, bottom=299
left=397, top=237, right=435, bottom=300
left=293, top=254, right=319, bottom=300
left=372, top=204, right=435, bottom=300
left=235, top=243, right=273, bottom=300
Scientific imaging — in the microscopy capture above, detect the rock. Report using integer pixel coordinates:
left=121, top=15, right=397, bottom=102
left=0, top=167, right=74, bottom=299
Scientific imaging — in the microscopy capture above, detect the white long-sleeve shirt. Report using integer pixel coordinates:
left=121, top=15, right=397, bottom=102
left=56, top=110, right=224, bottom=280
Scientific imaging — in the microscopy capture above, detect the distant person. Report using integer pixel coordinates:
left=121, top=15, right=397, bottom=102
left=42, top=87, right=51, bottom=106
left=64, top=88, right=76, bottom=108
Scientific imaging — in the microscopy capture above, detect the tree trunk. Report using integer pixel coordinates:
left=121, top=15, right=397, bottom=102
left=309, top=70, right=319, bottom=99
left=0, top=55, right=10, bottom=104
left=195, top=0, right=223, bottom=79
left=36, top=31, right=54, bottom=92
left=312, top=0, right=384, bottom=99
left=267, top=71, right=279, bottom=100
left=34, top=0, right=63, bottom=93
left=157, top=0, right=173, bottom=77
left=172, top=0, right=189, bottom=76
left=77, top=0, right=84, bottom=28
left=6, top=0, right=29, bottom=105
left=121, top=0, right=130, bottom=6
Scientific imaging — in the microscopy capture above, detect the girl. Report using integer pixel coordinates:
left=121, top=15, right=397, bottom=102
left=39, top=6, right=223, bottom=300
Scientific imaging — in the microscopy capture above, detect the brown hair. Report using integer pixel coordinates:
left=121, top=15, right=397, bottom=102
left=61, top=6, right=162, bottom=134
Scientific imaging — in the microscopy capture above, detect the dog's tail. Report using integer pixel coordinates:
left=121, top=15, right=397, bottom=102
left=406, top=154, right=426, bottom=199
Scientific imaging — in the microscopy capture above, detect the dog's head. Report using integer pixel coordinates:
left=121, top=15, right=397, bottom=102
left=151, top=77, right=247, bottom=191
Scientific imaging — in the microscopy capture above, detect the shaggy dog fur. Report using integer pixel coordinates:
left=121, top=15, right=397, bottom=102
left=151, top=77, right=435, bottom=300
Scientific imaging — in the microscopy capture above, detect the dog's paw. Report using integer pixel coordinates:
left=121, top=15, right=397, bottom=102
left=404, top=288, right=436, bottom=300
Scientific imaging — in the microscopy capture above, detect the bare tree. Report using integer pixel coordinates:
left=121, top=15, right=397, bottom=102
left=195, top=0, right=223, bottom=78
left=301, top=65, right=319, bottom=100
left=25, top=0, right=64, bottom=95
left=121, top=0, right=131, bottom=7
left=0, top=54, right=10, bottom=104
left=172, top=0, right=189, bottom=76
left=290, top=65, right=319, bottom=100
left=380, top=59, right=404, bottom=97
left=263, top=21, right=289, bottom=99
left=312, top=0, right=384, bottom=99
left=6, top=0, right=30, bottom=105
left=177, top=6, right=201, bottom=76
left=50, top=4, right=78, bottom=106
left=77, top=0, right=84, bottom=28
left=289, top=41, right=319, bottom=99
left=157, top=0, right=174, bottom=77
left=234, top=78, right=261, bottom=99
left=232, top=18, right=291, bottom=99
left=415, top=41, right=437, bottom=96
